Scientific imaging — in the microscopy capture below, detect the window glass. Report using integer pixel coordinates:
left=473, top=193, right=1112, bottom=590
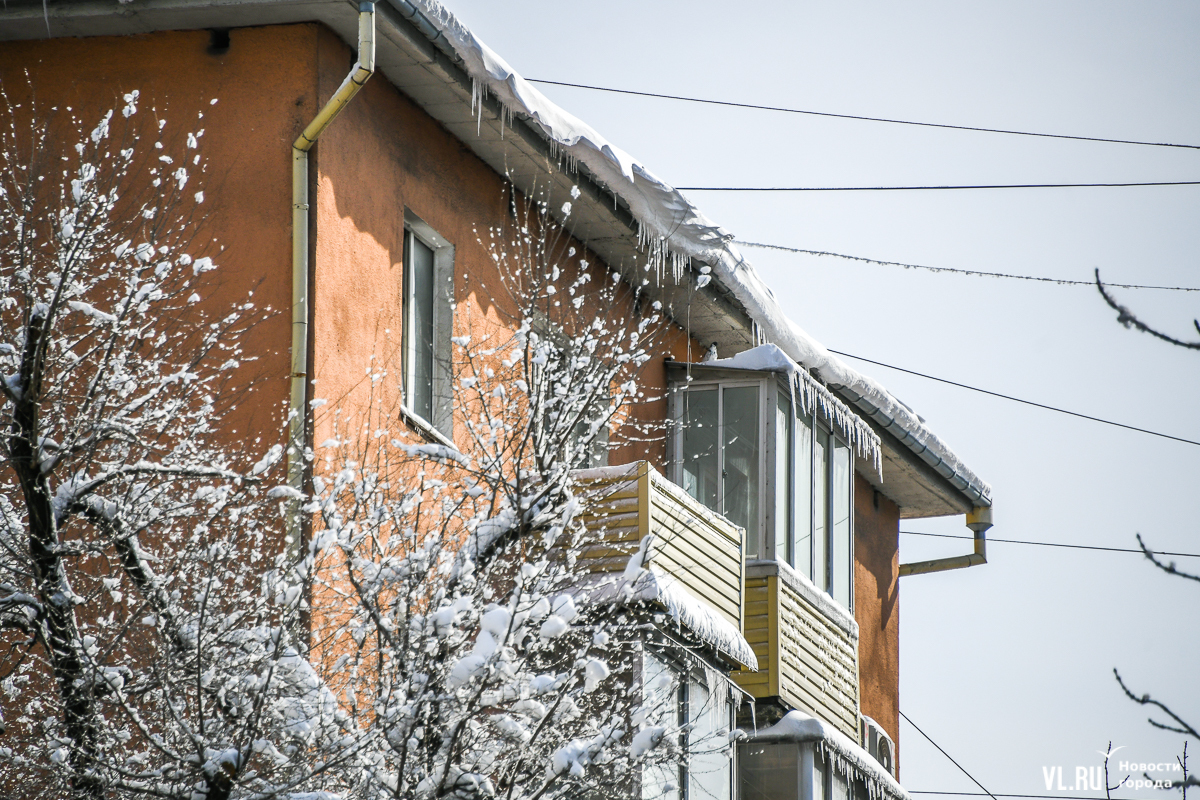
left=813, top=428, right=829, bottom=590
left=686, top=678, right=732, bottom=800
left=738, top=742, right=799, bottom=800
left=831, top=441, right=852, bottom=610
left=405, top=232, right=436, bottom=421
left=570, top=417, right=608, bottom=469
left=642, top=652, right=682, bottom=800
left=774, top=392, right=792, bottom=563
left=721, top=385, right=759, bottom=534
left=793, top=413, right=813, bottom=579
left=813, top=754, right=826, bottom=800
left=681, top=389, right=719, bottom=514
left=832, top=768, right=850, bottom=800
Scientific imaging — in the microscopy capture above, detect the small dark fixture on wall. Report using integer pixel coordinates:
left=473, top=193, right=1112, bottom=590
left=207, top=28, right=230, bottom=55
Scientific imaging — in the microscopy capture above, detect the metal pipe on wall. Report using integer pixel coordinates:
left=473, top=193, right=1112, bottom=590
left=288, top=3, right=376, bottom=538
left=898, top=506, right=993, bottom=577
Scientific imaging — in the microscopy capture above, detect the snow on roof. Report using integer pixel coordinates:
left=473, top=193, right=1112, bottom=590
left=752, top=710, right=909, bottom=800
left=402, top=0, right=992, bottom=509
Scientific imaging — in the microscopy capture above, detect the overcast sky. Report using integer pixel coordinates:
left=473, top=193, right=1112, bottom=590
left=443, top=0, right=1200, bottom=793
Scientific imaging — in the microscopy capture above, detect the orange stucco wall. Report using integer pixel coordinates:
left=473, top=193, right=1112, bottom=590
left=854, top=472, right=902, bottom=774
left=0, top=21, right=693, bottom=464
left=0, top=25, right=319, bottom=451
left=306, top=24, right=692, bottom=467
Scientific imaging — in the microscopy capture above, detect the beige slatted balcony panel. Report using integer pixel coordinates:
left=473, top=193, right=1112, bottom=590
left=574, top=461, right=745, bottom=640
left=733, top=564, right=861, bottom=740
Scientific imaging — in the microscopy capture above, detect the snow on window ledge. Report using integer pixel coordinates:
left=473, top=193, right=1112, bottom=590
left=401, top=405, right=456, bottom=451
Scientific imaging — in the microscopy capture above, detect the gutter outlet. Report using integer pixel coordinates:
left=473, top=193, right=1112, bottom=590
left=899, top=505, right=993, bottom=577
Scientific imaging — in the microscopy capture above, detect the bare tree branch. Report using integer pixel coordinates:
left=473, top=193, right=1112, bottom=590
left=1096, top=268, right=1200, bottom=349
left=1137, top=533, right=1200, bottom=584
left=1114, top=668, right=1199, bottom=740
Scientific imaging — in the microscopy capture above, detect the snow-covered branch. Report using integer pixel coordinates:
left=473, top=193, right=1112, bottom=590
left=0, top=88, right=354, bottom=800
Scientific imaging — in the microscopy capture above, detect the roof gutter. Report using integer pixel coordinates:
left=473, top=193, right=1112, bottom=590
left=833, top=382, right=992, bottom=509
left=287, top=2, right=376, bottom=537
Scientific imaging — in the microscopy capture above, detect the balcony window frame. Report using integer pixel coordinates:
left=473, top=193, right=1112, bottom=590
left=669, top=374, right=770, bottom=557
left=668, top=364, right=854, bottom=612
left=641, top=645, right=739, bottom=800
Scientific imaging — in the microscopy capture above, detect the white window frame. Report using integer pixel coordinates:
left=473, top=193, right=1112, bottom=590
left=402, top=211, right=454, bottom=441
left=736, top=740, right=862, bottom=800
left=669, top=376, right=770, bottom=557
left=641, top=647, right=738, bottom=800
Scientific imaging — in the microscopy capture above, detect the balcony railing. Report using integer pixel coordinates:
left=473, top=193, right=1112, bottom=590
left=572, top=462, right=749, bottom=666
left=733, top=560, right=860, bottom=740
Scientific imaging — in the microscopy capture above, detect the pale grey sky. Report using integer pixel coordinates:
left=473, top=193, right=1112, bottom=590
left=442, top=0, right=1200, bottom=793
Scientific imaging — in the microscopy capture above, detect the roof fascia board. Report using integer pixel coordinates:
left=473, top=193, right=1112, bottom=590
left=848, top=394, right=976, bottom=516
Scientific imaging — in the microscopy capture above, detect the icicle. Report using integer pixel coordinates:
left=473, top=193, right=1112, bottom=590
left=788, top=367, right=882, bottom=477
left=472, top=76, right=484, bottom=136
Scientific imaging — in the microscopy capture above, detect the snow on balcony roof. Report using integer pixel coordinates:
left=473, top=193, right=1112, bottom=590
left=395, top=0, right=991, bottom=510
left=751, top=710, right=910, bottom=800
left=576, top=566, right=759, bottom=672
left=704, top=343, right=883, bottom=475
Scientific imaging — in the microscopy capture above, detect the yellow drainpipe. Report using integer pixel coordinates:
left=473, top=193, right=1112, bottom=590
left=898, top=506, right=993, bottom=577
left=288, top=3, right=376, bottom=537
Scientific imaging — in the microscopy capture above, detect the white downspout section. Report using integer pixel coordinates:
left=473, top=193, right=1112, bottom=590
left=289, top=4, right=376, bottom=539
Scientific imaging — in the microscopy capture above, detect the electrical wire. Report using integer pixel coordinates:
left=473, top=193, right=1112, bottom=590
left=677, top=181, right=1200, bottom=191
left=526, top=78, right=1200, bottom=152
left=736, top=242, right=1200, bottom=292
left=901, top=530, right=1200, bottom=559
left=829, top=350, right=1200, bottom=448
left=912, top=793, right=1130, bottom=799
left=900, top=711, right=999, bottom=800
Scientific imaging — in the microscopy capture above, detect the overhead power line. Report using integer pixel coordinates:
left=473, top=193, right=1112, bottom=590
left=902, top=530, right=1200, bottom=559
left=737, top=241, right=1200, bottom=292
left=912, top=793, right=1136, bottom=800
left=830, top=350, right=1200, bottom=448
left=527, top=78, right=1200, bottom=151
left=677, top=181, right=1200, bottom=191
left=900, top=711, right=999, bottom=800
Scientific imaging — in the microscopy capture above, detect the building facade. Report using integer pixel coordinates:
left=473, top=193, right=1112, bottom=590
left=0, top=2, right=994, bottom=797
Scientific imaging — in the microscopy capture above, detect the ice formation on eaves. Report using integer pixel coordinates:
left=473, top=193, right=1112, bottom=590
left=396, top=0, right=992, bottom=508
left=709, top=344, right=882, bottom=475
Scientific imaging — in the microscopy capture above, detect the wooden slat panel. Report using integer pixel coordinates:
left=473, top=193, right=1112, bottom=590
left=775, top=577, right=859, bottom=739
left=648, top=541, right=741, bottom=615
left=574, top=461, right=747, bottom=660
left=732, top=573, right=860, bottom=738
